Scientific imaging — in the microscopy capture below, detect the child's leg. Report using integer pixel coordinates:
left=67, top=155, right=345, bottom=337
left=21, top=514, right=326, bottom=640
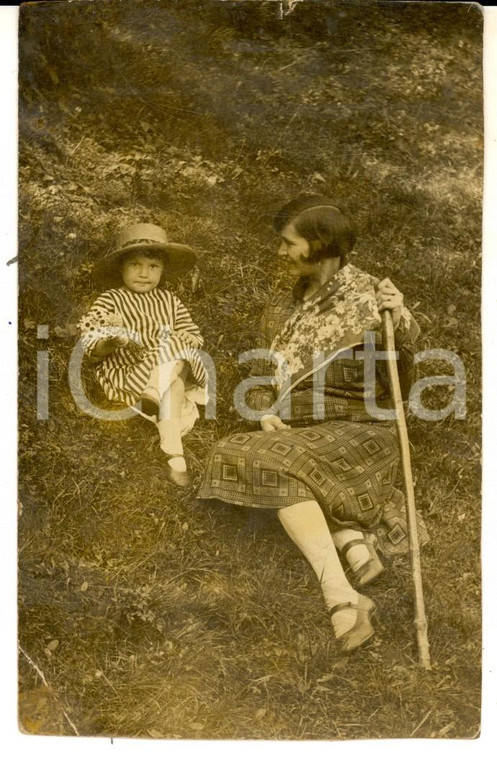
left=156, top=362, right=189, bottom=469
left=140, top=360, right=184, bottom=416
left=157, top=361, right=187, bottom=421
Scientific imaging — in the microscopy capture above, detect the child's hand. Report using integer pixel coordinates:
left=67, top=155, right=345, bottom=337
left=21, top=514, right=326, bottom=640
left=108, top=332, right=129, bottom=348
left=173, top=329, right=202, bottom=349
left=91, top=331, right=129, bottom=360
left=100, top=325, right=130, bottom=348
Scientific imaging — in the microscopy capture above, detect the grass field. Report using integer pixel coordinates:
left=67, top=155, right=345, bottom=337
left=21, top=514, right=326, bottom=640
left=18, top=0, right=482, bottom=740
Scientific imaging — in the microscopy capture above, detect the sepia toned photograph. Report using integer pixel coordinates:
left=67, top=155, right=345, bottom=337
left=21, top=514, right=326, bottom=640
left=17, top=0, right=482, bottom=742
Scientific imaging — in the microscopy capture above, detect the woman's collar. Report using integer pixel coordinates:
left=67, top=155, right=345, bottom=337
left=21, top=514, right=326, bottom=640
left=292, top=264, right=352, bottom=303
left=292, top=277, right=309, bottom=303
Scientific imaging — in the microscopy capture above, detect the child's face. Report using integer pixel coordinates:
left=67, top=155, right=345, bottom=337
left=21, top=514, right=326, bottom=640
left=121, top=252, right=164, bottom=293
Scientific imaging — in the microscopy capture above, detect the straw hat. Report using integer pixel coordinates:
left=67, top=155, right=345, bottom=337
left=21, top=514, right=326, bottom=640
left=94, top=223, right=197, bottom=283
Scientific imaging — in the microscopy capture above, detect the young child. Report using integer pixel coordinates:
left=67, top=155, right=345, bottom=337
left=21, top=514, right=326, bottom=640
left=78, top=223, right=207, bottom=487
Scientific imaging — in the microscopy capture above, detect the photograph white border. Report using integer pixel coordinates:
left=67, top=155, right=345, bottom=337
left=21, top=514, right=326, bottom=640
left=2, top=2, right=495, bottom=757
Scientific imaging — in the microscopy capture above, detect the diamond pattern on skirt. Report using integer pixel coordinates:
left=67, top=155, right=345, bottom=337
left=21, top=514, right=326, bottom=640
left=261, top=470, right=278, bottom=487
left=388, top=523, right=407, bottom=545
left=358, top=493, right=374, bottom=512
left=222, top=464, right=238, bottom=482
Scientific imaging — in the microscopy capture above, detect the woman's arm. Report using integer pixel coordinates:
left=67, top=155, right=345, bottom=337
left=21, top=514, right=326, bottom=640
left=244, top=305, right=280, bottom=419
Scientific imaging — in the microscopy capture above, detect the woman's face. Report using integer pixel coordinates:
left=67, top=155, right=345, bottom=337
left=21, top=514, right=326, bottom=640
left=278, top=223, right=313, bottom=276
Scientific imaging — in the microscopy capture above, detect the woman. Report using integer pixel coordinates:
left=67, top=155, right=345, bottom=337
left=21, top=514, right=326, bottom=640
left=198, top=194, right=425, bottom=653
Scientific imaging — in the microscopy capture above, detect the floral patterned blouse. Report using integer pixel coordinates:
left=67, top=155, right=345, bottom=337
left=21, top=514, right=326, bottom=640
left=245, top=268, right=419, bottom=425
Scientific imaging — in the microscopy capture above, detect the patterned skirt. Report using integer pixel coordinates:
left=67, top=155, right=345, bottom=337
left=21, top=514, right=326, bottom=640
left=197, top=419, right=428, bottom=557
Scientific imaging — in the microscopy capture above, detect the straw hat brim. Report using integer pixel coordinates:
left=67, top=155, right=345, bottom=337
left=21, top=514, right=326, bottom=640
left=94, top=241, right=197, bottom=280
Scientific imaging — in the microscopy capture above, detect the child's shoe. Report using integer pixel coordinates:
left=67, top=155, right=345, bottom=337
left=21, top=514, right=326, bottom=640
left=139, top=390, right=160, bottom=418
left=164, top=455, right=191, bottom=488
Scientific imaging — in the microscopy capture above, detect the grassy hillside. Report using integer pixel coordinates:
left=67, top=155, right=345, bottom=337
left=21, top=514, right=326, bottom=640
left=18, top=0, right=482, bottom=739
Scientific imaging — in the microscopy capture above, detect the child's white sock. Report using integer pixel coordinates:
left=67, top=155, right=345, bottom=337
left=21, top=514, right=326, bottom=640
left=156, top=418, right=184, bottom=459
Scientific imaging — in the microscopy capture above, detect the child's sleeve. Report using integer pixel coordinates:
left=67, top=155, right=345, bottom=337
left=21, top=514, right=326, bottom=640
left=77, top=293, right=122, bottom=356
left=173, top=296, right=204, bottom=347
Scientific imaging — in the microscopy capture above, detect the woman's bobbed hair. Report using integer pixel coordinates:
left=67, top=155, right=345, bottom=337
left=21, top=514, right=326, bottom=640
left=274, top=194, right=356, bottom=267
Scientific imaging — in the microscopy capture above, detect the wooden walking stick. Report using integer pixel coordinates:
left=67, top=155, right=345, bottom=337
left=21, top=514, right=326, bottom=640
left=382, top=309, right=431, bottom=669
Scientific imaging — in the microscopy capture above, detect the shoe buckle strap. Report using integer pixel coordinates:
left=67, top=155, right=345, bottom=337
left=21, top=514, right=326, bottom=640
left=329, top=601, right=354, bottom=617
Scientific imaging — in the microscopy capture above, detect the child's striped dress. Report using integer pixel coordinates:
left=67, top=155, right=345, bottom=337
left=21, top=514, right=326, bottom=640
left=79, top=287, right=207, bottom=405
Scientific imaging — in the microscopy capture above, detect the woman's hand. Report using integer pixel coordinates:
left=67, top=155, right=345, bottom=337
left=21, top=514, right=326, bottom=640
left=260, top=414, right=290, bottom=432
left=375, top=278, right=404, bottom=329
